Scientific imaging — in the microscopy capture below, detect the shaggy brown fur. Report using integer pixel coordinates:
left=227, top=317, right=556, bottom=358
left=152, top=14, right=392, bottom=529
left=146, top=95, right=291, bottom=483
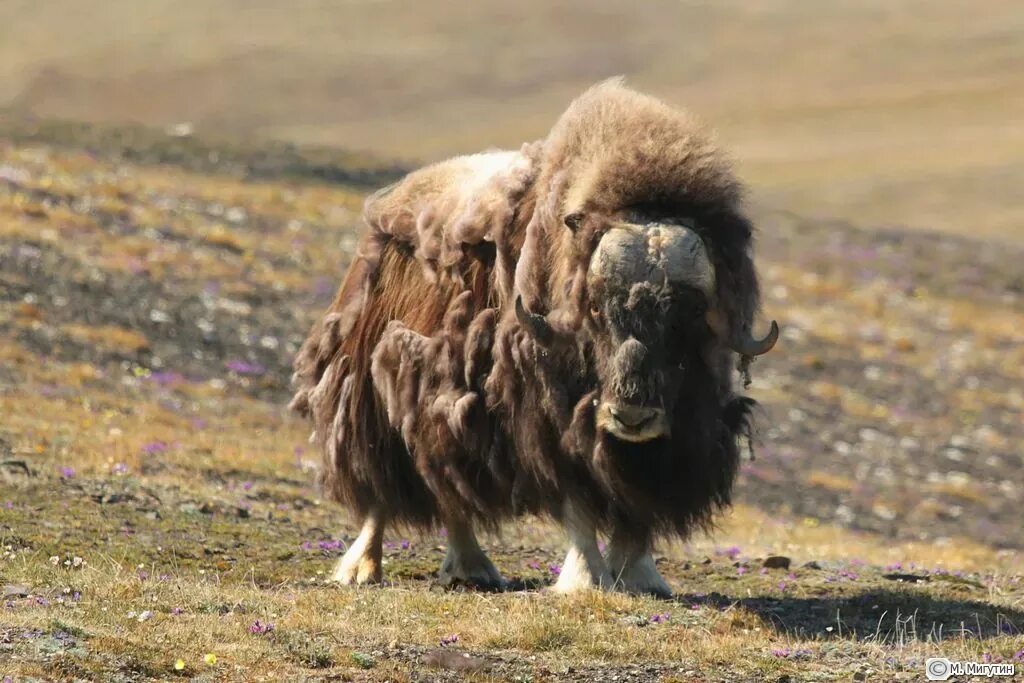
left=290, top=78, right=768, bottom=537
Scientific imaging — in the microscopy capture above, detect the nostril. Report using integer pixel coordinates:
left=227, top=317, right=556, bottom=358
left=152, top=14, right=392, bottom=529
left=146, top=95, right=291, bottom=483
left=609, top=405, right=657, bottom=428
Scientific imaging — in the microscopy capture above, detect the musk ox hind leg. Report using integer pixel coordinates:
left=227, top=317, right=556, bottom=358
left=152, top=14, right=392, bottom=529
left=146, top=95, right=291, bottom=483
left=438, top=517, right=505, bottom=591
left=331, top=507, right=386, bottom=586
left=605, top=527, right=673, bottom=599
left=553, top=500, right=614, bottom=593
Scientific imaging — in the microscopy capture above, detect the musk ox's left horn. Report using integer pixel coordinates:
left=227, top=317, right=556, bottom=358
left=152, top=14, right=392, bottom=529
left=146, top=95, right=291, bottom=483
left=515, top=295, right=555, bottom=345
left=731, top=320, right=779, bottom=357
left=707, top=310, right=779, bottom=357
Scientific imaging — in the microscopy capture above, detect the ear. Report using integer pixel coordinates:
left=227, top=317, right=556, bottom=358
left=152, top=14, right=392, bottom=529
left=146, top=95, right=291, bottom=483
left=563, top=211, right=585, bottom=232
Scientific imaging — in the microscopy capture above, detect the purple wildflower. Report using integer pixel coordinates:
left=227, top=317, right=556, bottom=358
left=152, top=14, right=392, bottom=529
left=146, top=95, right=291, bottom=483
left=141, top=441, right=168, bottom=455
left=718, top=546, right=741, bottom=560
left=737, top=566, right=748, bottom=575
left=771, top=648, right=791, bottom=658
left=226, top=360, right=265, bottom=376
left=528, top=561, right=541, bottom=570
left=248, top=620, right=275, bottom=634
left=301, top=541, right=313, bottom=551
left=241, top=481, right=254, bottom=491
left=111, top=462, right=129, bottom=475
left=649, top=613, right=670, bottom=624
left=440, top=634, right=459, bottom=646
left=317, top=539, right=345, bottom=552
left=60, top=466, right=75, bottom=479
left=548, top=563, right=562, bottom=577
left=400, top=540, right=410, bottom=550
left=147, top=371, right=184, bottom=387
left=171, top=607, right=183, bottom=615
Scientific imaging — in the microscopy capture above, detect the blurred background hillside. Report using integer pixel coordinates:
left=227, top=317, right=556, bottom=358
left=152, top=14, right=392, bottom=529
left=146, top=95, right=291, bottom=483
left=2, top=0, right=1022, bottom=242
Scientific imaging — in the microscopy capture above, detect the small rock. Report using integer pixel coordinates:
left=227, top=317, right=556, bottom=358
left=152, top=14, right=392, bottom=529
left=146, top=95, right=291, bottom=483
left=882, top=572, right=930, bottom=583
left=762, top=556, right=791, bottom=570
left=423, top=649, right=487, bottom=673
left=803, top=561, right=822, bottom=570
left=2, top=584, right=30, bottom=597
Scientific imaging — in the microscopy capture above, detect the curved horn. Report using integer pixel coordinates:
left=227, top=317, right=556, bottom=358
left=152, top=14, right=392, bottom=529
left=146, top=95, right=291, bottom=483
left=707, top=310, right=779, bottom=357
left=515, top=295, right=554, bottom=345
left=731, top=320, right=779, bottom=357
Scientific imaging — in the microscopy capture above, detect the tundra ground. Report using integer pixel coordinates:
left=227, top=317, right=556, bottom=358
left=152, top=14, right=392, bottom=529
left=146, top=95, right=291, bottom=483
left=1, top=128, right=1022, bottom=682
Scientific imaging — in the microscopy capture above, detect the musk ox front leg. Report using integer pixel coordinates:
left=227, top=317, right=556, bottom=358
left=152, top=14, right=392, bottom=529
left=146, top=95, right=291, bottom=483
left=331, top=507, right=386, bottom=585
left=605, top=527, right=673, bottom=598
left=438, top=517, right=505, bottom=590
left=553, top=500, right=614, bottom=593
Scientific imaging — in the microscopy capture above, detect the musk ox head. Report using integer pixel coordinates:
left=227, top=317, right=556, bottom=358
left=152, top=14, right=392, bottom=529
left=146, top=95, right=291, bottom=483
left=516, top=212, right=777, bottom=444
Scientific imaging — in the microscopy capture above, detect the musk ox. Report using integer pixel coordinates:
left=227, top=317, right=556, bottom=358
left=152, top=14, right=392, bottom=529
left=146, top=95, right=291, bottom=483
left=290, top=79, right=778, bottom=596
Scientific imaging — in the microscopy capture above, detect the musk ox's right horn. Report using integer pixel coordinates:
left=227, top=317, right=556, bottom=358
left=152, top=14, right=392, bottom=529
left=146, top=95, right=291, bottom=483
left=515, top=295, right=555, bottom=345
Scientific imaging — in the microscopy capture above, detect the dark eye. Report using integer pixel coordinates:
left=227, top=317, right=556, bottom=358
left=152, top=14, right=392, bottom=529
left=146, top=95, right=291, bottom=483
left=589, top=304, right=602, bottom=319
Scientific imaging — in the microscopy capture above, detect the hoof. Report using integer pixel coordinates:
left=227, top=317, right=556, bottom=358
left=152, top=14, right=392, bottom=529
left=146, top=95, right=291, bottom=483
left=438, top=550, right=506, bottom=592
left=611, top=554, right=673, bottom=599
left=331, top=551, right=382, bottom=586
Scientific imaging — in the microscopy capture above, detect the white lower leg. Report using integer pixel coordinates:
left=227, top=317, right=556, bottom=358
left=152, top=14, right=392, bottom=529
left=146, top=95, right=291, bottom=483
left=331, top=508, right=385, bottom=585
left=439, top=517, right=505, bottom=589
left=553, top=500, right=614, bottom=593
left=605, top=527, right=672, bottom=598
